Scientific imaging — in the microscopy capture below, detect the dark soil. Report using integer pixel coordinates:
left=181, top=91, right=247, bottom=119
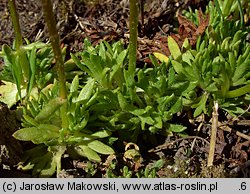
left=0, top=0, right=249, bottom=178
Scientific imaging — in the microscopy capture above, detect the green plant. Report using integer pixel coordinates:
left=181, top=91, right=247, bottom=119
left=2, top=0, right=114, bottom=177
left=154, top=2, right=250, bottom=117
left=185, top=0, right=248, bottom=27
left=13, top=78, right=114, bottom=177
left=0, top=41, right=55, bottom=107
left=73, top=40, right=187, bottom=143
left=0, top=0, right=57, bottom=106
left=2, top=0, right=248, bottom=177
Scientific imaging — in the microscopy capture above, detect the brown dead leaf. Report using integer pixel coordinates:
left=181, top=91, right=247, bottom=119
left=215, top=129, right=226, bottom=155
left=173, top=8, right=209, bottom=47
left=155, top=9, right=209, bottom=58
left=231, top=141, right=250, bottom=163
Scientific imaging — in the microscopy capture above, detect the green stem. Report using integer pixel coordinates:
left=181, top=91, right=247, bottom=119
left=8, top=0, right=29, bottom=95
left=225, top=84, right=250, bottom=98
left=8, top=0, right=22, bottom=49
left=41, top=0, right=68, bottom=129
left=128, top=0, right=139, bottom=83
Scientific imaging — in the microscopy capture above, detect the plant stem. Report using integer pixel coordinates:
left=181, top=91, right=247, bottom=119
left=41, top=0, right=67, bottom=99
left=207, top=101, right=218, bottom=167
left=41, top=0, right=68, bottom=129
left=8, top=0, right=22, bottom=49
left=128, top=0, right=139, bottom=83
left=8, top=0, right=29, bottom=94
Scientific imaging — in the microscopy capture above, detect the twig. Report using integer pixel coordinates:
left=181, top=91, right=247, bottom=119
left=219, top=124, right=250, bottom=141
left=207, top=101, right=218, bottom=167
left=148, top=136, right=210, bottom=153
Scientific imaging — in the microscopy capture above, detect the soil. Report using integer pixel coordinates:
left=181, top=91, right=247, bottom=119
left=0, top=0, right=249, bottom=178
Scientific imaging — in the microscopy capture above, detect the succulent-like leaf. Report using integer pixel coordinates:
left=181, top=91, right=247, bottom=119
left=153, top=52, right=169, bottom=64
left=171, top=60, right=183, bottom=74
left=76, top=78, right=95, bottom=103
left=13, top=124, right=60, bottom=144
left=76, top=145, right=101, bottom=162
left=91, top=129, right=112, bottom=139
left=70, top=75, right=79, bottom=93
left=167, top=124, right=186, bottom=133
left=168, top=36, right=181, bottom=60
left=88, top=140, right=114, bottom=155
left=35, top=97, right=66, bottom=121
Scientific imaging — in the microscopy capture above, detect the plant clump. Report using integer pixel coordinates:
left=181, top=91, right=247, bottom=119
left=0, top=0, right=249, bottom=177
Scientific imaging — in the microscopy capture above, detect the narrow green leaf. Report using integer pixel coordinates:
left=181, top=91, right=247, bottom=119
left=27, top=47, right=37, bottom=95
left=168, top=124, right=186, bottom=133
left=91, top=130, right=112, bottom=139
left=76, top=145, right=101, bottom=162
left=13, top=124, right=60, bottom=143
left=76, top=78, right=95, bottom=103
left=70, top=75, right=79, bottom=93
left=222, top=0, right=234, bottom=16
left=169, top=97, right=182, bottom=114
left=168, top=36, right=181, bottom=60
left=88, top=140, right=114, bottom=155
left=192, top=93, right=209, bottom=117
left=35, top=97, right=66, bottom=121
left=171, top=60, right=183, bottom=74
left=70, top=53, right=91, bottom=75
left=117, top=92, right=128, bottom=110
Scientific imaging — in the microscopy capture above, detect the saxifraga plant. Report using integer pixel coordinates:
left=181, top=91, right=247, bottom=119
left=154, top=0, right=250, bottom=118
left=0, top=0, right=61, bottom=107
left=10, top=0, right=114, bottom=177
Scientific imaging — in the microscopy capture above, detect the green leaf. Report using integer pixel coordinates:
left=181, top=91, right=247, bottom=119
left=168, top=124, right=186, bottom=133
left=23, top=42, right=47, bottom=50
left=152, top=113, right=162, bottom=129
left=75, top=112, right=89, bottom=130
left=76, top=78, right=95, bottom=103
left=139, top=114, right=155, bottom=129
left=232, top=61, right=248, bottom=83
left=27, top=47, right=37, bottom=95
left=182, top=38, right=190, bottom=50
left=171, top=60, right=183, bottom=74
left=169, top=97, right=182, bottom=114
left=35, top=97, right=66, bottom=121
left=168, top=36, right=181, bottom=60
left=222, top=0, right=234, bottom=16
left=32, top=152, right=53, bottom=177
left=13, top=124, right=60, bottom=144
left=71, top=53, right=91, bottom=75
left=76, top=145, right=101, bottom=162
left=99, top=42, right=106, bottom=61
left=182, top=50, right=194, bottom=66
left=70, top=75, right=79, bottom=93
left=192, top=93, right=209, bottom=117
left=39, top=153, right=57, bottom=177
left=88, top=140, right=114, bottom=155
left=117, top=92, right=128, bottom=110
left=116, top=49, right=127, bottom=66
left=91, top=129, right=112, bottom=138
left=149, top=54, right=160, bottom=66
left=152, top=159, right=165, bottom=170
